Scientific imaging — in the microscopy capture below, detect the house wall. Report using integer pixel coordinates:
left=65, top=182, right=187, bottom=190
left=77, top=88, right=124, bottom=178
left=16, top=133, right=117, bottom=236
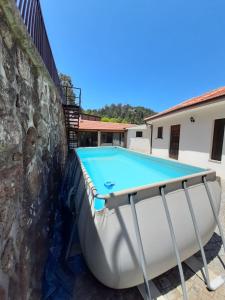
left=148, top=101, right=225, bottom=179
left=127, top=126, right=151, bottom=154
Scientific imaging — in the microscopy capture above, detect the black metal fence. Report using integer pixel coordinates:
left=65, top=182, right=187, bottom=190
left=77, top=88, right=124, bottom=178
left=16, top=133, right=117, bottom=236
left=15, top=0, right=64, bottom=102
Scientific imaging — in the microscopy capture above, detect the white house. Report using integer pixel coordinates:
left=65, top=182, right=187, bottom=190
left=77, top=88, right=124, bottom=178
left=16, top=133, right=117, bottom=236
left=129, top=87, right=225, bottom=179
left=126, top=124, right=151, bottom=154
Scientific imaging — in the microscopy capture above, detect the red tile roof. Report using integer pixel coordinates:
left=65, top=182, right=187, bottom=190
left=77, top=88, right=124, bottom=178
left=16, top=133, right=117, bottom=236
left=79, top=119, right=135, bottom=132
left=145, top=86, right=225, bottom=121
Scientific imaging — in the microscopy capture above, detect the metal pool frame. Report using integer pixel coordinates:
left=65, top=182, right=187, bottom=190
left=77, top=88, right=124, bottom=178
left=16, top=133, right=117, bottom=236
left=67, top=147, right=225, bottom=300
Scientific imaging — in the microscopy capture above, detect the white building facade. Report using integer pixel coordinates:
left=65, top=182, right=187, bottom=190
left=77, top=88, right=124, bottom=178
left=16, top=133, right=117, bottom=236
left=127, top=124, right=151, bottom=154
left=127, top=89, right=225, bottom=180
left=147, top=100, right=225, bottom=179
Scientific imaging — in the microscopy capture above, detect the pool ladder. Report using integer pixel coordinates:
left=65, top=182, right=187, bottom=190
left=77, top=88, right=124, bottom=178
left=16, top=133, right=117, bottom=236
left=129, top=176, right=225, bottom=300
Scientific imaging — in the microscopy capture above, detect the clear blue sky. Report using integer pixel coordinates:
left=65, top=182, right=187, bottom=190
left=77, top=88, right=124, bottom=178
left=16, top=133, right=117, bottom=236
left=40, top=0, right=225, bottom=112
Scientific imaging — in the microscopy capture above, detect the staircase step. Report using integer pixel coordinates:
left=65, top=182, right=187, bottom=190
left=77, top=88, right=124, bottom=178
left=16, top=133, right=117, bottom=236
left=63, top=102, right=80, bottom=150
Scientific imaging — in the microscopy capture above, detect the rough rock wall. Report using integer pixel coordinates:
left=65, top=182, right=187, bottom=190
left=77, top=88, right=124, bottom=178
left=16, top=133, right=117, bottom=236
left=0, top=5, right=67, bottom=300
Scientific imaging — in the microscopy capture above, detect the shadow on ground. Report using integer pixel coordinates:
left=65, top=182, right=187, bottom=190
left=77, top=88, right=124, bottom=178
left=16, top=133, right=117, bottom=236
left=153, top=232, right=223, bottom=295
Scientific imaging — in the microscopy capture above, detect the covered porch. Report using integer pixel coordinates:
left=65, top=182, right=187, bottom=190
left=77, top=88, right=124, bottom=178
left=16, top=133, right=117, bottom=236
left=79, top=130, right=126, bottom=147
left=78, top=119, right=135, bottom=147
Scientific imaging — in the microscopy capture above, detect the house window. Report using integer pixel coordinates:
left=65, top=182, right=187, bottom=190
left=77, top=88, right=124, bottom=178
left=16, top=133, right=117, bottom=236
left=211, top=119, right=225, bottom=161
left=101, top=132, right=113, bottom=144
left=157, top=127, right=163, bottom=139
left=119, top=133, right=124, bottom=144
left=136, top=131, right=143, bottom=138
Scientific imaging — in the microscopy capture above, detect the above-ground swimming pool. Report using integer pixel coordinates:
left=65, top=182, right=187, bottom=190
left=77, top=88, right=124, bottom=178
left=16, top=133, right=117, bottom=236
left=76, top=147, right=204, bottom=210
left=77, top=147, right=205, bottom=193
left=72, top=146, right=221, bottom=297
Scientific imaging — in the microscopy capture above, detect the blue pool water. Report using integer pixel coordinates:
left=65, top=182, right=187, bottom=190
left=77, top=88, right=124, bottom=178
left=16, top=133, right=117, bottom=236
left=76, top=147, right=205, bottom=210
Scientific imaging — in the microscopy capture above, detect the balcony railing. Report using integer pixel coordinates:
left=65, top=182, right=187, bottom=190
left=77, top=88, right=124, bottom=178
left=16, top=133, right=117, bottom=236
left=15, top=0, right=65, bottom=102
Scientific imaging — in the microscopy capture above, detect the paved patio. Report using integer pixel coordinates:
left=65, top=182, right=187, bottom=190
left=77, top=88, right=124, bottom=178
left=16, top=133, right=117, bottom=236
left=72, top=181, right=225, bottom=300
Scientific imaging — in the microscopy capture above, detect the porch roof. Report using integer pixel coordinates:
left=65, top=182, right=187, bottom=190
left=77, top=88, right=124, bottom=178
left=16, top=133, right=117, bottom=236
left=78, top=120, right=135, bottom=132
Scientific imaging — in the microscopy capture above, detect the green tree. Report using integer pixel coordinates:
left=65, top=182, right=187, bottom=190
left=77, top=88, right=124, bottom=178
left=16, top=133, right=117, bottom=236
left=59, top=73, right=76, bottom=105
left=83, top=104, right=155, bottom=124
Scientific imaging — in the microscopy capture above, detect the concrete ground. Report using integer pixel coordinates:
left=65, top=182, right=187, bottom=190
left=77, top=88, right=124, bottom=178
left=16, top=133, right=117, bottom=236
left=72, top=181, right=225, bottom=300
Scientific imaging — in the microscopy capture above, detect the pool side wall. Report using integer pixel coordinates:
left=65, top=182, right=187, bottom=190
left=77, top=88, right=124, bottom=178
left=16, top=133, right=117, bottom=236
left=74, top=149, right=221, bottom=289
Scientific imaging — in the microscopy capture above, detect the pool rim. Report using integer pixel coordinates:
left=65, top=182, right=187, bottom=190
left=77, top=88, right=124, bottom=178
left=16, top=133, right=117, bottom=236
left=75, top=146, right=215, bottom=201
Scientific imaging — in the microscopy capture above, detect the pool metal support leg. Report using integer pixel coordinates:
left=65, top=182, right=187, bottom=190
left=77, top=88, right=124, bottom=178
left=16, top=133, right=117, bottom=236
left=65, top=213, right=77, bottom=260
left=66, top=169, right=82, bottom=208
left=128, top=193, right=152, bottom=300
left=65, top=171, right=82, bottom=260
left=62, top=157, right=74, bottom=192
left=65, top=184, right=77, bottom=260
left=68, top=158, right=78, bottom=190
left=202, top=176, right=225, bottom=290
left=160, top=186, right=188, bottom=300
left=183, top=181, right=212, bottom=289
left=203, top=176, right=225, bottom=251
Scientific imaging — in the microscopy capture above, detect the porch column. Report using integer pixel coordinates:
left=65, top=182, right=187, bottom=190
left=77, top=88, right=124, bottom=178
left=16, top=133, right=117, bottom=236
left=97, top=131, right=101, bottom=146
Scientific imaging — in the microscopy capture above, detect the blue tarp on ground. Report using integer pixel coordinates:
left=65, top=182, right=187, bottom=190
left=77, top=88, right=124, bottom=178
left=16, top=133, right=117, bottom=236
left=42, top=154, right=86, bottom=300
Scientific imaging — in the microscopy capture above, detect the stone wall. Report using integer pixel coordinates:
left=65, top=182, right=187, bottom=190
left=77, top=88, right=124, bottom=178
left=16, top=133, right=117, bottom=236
left=0, top=2, right=67, bottom=299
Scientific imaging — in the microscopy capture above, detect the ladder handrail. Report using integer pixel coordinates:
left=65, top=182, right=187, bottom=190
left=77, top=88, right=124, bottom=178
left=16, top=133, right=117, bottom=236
left=160, top=186, right=188, bottom=300
left=128, top=193, right=152, bottom=300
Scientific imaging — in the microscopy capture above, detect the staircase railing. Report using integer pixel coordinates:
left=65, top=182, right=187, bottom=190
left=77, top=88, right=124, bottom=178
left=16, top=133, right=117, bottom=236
left=62, top=85, right=81, bottom=149
left=15, top=0, right=65, bottom=102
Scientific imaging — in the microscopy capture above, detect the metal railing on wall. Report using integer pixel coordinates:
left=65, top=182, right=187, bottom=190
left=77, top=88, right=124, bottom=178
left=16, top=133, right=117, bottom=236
left=15, top=0, right=65, bottom=102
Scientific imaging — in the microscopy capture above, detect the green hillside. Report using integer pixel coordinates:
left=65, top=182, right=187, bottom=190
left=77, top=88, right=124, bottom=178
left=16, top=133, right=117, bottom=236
left=84, top=104, right=155, bottom=124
